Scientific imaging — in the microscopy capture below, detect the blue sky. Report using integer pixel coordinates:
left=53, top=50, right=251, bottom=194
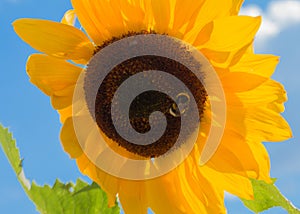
left=0, top=0, right=299, bottom=213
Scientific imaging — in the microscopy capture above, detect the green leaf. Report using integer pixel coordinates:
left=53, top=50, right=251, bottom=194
left=0, top=124, right=120, bottom=214
left=241, top=179, right=300, bottom=214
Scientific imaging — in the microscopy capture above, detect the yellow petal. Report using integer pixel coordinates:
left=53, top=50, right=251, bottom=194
left=58, top=106, right=73, bottom=124
left=118, top=181, right=148, bottom=214
left=13, top=19, right=94, bottom=62
left=201, top=166, right=254, bottom=200
left=180, top=160, right=226, bottom=213
left=247, top=140, right=271, bottom=182
left=177, top=165, right=209, bottom=212
left=184, top=0, right=232, bottom=42
left=246, top=107, right=292, bottom=142
left=221, top=72, right=267, bottom=92
left=75, top=154, right=117, bottom=206
left=51, top=92, right=74, bottom=110
left=94, top=168, right=119, bottom=207
left=76, top=154, right=119, bottom=208
left=151, top=0, right=171, bottom=33
left=230, top=53, right=279, bottom=78
left=207, top=130, right=259, bottom=178
left=71, top=0, right=126, bottom=45
left=144, top=149, right=226, bottom=214
left=71, top=0, right=109, bottom=44
left=26, top=54, right=81, bottom=96
left=146, top=171, right=208, bottom=214
left=195, top=16, right=261, bottom=51
left=226, top=79, right=291, bottom=141
left=232, top=80, right=287, bottom=113
left=201, top=41, right=252, bottom=68
left=120, top=0, right=147, bottom=32
left=61, top=9, right=77, bottom=26
left=142, top=0, right=155, bottom=30
left=230, top=0, right=245, bottom=15
left=60, top=117, right=83, bottom=158
left=172, top=0, right=204, bottom=31
left=228, top=104, right=292, bottom=142
left=95, top=0, right=126, bottom=34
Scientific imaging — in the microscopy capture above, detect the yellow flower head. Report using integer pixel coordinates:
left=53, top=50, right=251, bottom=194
left=13, top=0, right=292, bottom=213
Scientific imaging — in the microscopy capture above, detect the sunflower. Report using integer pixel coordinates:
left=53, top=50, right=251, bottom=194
left=13, top=0, right=292, bottom=213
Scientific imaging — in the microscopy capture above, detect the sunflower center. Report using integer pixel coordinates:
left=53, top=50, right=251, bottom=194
left=84, top=32, right=207, bottom=158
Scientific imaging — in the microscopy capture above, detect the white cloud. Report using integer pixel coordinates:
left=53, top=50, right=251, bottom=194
left=240, top=0, right=300, bottom=46
left=269, top=1, right=300, bottom=26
